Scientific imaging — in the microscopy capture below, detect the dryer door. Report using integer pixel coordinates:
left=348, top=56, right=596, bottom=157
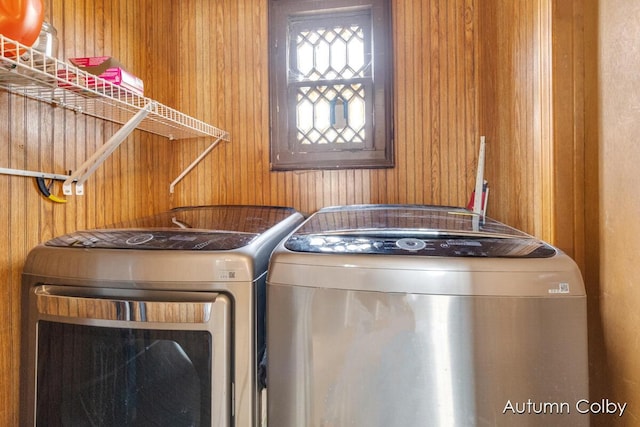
left=25, top=286, right=231, bottom=427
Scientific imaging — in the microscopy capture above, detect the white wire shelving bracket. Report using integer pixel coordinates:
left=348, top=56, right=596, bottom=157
left=170, top=137, right=224, bottom=194
left=0, top=34, right=230, bottom=196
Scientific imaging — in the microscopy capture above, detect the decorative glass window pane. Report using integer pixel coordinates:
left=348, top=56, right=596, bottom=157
left=269, top=0, right=393, bottom=170
left=290, top=21, right=369, bottom=82
left=288, top=12, right=371, bottom=149
left=295, top=84, right=367, bottom=148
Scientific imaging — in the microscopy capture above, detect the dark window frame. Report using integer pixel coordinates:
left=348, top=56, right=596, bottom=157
left=269, top=0, right=394, bottom=171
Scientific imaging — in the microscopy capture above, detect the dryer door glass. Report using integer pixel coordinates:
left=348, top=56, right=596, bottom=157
left=29, top=287, right=232, bottom=427
left=36, top=322, right=213, bottom=427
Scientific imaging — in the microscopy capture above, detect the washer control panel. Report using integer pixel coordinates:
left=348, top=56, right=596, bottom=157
left=284, top=234, right=557, bottom=258
left=46, top=230, right=258, bottom=250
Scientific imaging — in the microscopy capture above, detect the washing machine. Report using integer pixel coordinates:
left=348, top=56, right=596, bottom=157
left=21, top=205, right=304, bottom=427
left=267, top=204, right=589, bottom=427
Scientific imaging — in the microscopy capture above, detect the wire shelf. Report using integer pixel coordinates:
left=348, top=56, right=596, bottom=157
left=0, top=34, right=229, bottom=141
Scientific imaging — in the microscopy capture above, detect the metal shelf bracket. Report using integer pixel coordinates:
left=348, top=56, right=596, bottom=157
left=170, top=135, right=227, bottom=194
left=63, top=101, right=155, bottom=195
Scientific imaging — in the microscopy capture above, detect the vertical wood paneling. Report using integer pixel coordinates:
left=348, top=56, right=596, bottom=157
left=552, top=0, right=586, bottom=264
left=171, top=0, right=480, bottom=214
left=582, top=2, right=605, bottom=421
left=0, top=2, right=175, bottom=424
left=479, top=0, right=542, bottom=235
left=478, top=0, right=585, bottom=253
left=0, top=91, right=14, bottom=425
left=394, top=0, right=408, bottom=203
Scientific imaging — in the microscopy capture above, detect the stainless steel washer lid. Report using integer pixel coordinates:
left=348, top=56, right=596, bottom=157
left=268, top=204, right=585, bottom=296
left=46, top=205, right=300, bottom=251
left=283, top=204, right=556, bottom=258
left=291, top=204, right=521, bottom=236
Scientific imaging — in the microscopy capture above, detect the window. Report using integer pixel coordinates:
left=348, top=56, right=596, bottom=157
left=269, top=0, right=394, bottom=170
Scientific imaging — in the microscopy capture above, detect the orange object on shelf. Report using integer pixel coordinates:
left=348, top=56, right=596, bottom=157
left=0, top=0, right=44, bottom=57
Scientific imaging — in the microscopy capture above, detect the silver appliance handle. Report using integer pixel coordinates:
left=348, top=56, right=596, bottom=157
left=34, top=286, right=214, bottom=323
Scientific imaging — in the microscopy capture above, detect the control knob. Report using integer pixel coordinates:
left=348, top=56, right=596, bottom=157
left=396, top=238, right=426, bottom=251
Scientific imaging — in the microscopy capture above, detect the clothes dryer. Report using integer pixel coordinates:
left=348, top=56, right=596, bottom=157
left=21, top=205, right=304, bottom=427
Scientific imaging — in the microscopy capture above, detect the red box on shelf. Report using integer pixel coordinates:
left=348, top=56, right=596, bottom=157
left=58, top=56, right=144, bottom=95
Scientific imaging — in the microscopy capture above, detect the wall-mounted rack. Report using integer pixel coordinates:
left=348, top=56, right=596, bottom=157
left=0, top=34, right=230, bottom=197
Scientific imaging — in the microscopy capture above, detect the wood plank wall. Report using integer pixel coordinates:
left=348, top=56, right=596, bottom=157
left=478, top=0, right=553, bottom=237
left=478, top=0, right=587, bottom=262
left=170, top=0, right=481, bottom=215
left=551, top=0, right=587, bottom=269
left=0, top=1, right=174, bottom=424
